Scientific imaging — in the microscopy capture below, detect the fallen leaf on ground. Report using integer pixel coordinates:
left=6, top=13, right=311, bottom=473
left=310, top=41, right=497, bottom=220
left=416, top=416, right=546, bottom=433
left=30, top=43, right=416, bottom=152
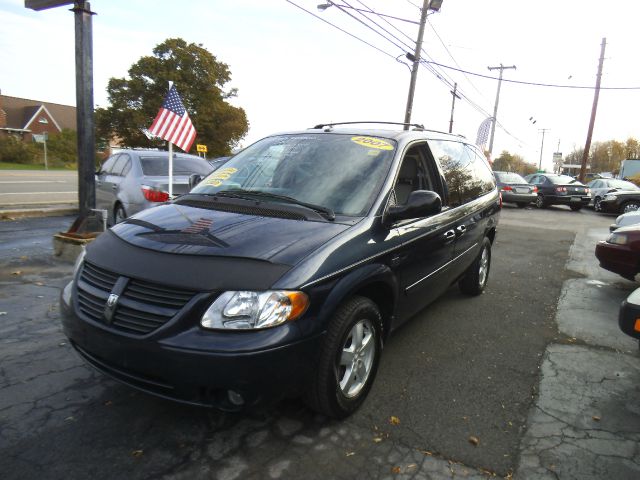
left=34, top=282, right=44, bottom=286
left=592, top=415, right=601, bottom=422
left=131, top=450, right=144, bottom=457
left=20, top=256, right=28, bottom=260
left=11, top=271, right=22, bottom=275
left=389, top=416, right=400, bottom=425
left=373, top=437, right=383, bottom=443
left=345, top=451, right=355, bottom=457
left=391, top=466, right=401, bottom=474
left=468, top=435, right=480, bottom=446
left=104, top=400, right=113, bottom=406
left=0, top=312, right=7, bottom=316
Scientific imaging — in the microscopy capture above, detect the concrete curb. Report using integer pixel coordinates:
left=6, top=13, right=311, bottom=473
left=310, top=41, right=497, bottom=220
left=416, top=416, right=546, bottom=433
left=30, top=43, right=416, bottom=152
left=0, top=206, right=78, bottom=220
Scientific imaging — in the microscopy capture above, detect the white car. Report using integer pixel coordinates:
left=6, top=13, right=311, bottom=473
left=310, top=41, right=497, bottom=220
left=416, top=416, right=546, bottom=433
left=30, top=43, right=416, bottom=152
left=610, top=210, right=640, bottom=232
left=587, top=178, right=640, bottom=212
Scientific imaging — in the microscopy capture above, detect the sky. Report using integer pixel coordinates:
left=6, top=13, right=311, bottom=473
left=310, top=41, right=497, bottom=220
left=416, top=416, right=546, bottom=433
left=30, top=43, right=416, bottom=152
left=2, top=0, right=639, bottom=171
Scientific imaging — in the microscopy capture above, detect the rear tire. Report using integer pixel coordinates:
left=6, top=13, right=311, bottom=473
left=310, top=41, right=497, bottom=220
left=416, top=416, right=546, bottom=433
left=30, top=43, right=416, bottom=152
left=459, top=237, right=492, bottom=296
left=622, top=201, right=640, bottom=214
left=535, top=195, right=547, bottom=209
left=305, top=296, right=383, bottom=419
left=114, top=204, right=127, bottom=224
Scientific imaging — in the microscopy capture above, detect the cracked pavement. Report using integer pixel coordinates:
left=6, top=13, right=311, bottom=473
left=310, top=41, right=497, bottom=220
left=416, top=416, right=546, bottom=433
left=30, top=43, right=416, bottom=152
left=1, top=208, right=639, bottom=479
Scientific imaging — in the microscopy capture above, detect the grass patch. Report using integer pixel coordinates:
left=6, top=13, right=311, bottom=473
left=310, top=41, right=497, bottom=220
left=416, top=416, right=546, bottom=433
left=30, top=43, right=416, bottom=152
left=0, top=162, right=74, bottom=171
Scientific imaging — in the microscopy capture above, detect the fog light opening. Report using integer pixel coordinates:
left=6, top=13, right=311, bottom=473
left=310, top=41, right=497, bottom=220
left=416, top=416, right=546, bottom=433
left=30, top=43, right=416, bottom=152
left=227, top=389, right=245, bottom=406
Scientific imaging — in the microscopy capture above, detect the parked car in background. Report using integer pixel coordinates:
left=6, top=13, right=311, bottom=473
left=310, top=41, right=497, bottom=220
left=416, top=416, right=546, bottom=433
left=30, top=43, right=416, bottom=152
left=527, top=173, right=590, bottom=211
left=587, top=178, right=640, bottom=212
left=598, top=190, right=640, bottom=215
left=610, top=210, right=640, bottom=232
left=96, top=149, right=213, bottom=225
left=619, top=159, right=640, bottom=180
left=618, top=287, right=640, bottom=349
left=208, top=156, right=231, bottom=171
left=493, top=171, right=537, bottom=208
left=595, top=224, right=640, bottom=280
left=62, top=123, right=500, bottom=418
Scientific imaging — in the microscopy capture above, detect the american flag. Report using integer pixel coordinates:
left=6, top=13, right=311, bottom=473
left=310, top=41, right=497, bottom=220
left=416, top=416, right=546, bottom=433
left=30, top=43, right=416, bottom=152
left=148, top=85, right=197, bottom=152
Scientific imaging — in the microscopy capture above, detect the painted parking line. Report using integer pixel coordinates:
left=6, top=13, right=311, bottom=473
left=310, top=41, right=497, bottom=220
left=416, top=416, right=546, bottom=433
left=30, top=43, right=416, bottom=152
left=0, top=181, right=69, bottom=184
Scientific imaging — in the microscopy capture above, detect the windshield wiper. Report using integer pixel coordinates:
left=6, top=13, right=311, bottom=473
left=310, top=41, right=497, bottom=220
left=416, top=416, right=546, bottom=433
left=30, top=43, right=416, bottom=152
left=214, top=189, right=335, bottom=221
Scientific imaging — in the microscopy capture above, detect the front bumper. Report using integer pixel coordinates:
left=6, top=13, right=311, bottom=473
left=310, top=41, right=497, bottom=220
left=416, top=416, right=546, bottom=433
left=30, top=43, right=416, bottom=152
left=619, top=287, right=640, bottom=341
left=600, top=198, right=622, bottom=214
left=60, top=285, right=323, bottom=410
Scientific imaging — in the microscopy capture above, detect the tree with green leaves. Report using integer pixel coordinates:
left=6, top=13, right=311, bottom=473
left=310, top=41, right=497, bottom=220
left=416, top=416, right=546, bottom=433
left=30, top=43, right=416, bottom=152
left=492, top=150, right=537, bottom=176
left=96, top=38, right=248, bottom=157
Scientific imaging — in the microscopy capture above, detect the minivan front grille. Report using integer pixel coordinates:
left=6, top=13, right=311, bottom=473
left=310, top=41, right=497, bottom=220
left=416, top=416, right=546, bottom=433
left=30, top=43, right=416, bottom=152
left=76, top=261, right=197, bottom=335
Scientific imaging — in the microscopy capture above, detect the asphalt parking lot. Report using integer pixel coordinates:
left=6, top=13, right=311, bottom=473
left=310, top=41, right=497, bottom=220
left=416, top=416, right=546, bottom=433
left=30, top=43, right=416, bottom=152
left=1, top=206, right=639, bottom=479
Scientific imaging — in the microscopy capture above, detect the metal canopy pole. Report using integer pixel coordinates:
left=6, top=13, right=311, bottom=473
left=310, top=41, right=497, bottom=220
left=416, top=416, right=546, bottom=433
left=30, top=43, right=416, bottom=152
left=72, top=0, right=96, bottom=220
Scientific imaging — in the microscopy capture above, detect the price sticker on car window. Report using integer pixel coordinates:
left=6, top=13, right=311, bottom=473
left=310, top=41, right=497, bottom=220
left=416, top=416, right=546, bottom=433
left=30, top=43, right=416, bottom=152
left=203, top=167, right=238, bottom=187
left=351, top=136, right=394, bottom=151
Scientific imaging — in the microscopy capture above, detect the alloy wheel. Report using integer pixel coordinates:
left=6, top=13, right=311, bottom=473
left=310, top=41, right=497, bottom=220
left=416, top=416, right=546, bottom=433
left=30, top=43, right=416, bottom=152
left=337, top=318, right=376, bottom=398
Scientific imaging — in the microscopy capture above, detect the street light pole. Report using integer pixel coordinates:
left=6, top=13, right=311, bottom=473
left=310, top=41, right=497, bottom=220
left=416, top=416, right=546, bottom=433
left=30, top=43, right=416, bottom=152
left=403, top=0, right=430, bottom=130
left=538, top=128, right=550, bottom=171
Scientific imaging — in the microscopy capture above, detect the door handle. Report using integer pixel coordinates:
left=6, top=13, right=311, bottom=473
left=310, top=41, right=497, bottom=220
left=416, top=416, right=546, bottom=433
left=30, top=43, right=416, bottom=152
left=444, top=230, right=456, bottom=241
left=456, top=225, right=467, bottom=235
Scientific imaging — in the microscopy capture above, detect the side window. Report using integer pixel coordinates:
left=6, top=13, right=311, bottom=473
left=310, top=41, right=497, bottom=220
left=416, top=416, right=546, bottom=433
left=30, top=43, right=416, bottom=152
left=113, top=154, right=131, bottom=176
left=465, top=145, right=496, bottom=196
left=99, top=154, right=119, bottom=174
left=111, top=154, right=129, bottom=176
left=428, top=140, right=476, bottom=207
left=591, top=180, right=602, bottom=188
left=393, top=144, right=436, bottom=205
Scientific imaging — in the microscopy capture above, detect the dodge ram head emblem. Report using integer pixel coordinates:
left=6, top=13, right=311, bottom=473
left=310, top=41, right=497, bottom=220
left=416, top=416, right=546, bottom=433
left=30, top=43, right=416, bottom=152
left=104, top=293, right=120, bottom=322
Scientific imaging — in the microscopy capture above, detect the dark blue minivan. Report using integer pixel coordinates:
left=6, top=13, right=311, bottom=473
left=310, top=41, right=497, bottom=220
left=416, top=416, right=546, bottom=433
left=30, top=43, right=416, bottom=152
left=61, top=123, right=500, bottom=418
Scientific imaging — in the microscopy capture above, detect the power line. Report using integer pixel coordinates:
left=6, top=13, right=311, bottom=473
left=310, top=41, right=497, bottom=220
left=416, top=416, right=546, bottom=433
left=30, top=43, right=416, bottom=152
left=425, top=60, right=640, bottom=90
left=285, top=0, right=398, bottom=61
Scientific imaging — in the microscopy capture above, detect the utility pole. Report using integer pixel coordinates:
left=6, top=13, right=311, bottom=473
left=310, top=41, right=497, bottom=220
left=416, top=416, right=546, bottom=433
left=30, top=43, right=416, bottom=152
left=579, top=38, right=606, bottom=183
left=487, top=63, right=516, bottom=156
left=538, top=128, right=550, bottom=170
left=448, top=82, right=460, bottom=133
left=403, top=0, right=430, bottom=129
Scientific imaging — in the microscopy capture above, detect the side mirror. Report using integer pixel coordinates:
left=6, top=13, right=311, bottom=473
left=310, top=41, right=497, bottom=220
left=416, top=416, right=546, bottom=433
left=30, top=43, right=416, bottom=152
left=189, top=174, right=204, bottom=190
left=385, top=190, right=442, bottom=225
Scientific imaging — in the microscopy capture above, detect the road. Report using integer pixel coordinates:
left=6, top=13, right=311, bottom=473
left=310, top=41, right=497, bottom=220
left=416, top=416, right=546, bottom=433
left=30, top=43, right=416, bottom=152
left=0, top=170, right=77, bottom=207
left=0, top=206, right=638, bottom=479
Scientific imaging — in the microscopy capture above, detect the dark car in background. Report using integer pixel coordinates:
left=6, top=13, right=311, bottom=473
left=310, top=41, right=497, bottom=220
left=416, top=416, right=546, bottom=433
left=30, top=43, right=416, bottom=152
left=595, top=224, right=640, bottom=280
left=493, top=171, right=537, bottom=208
left=527, top=173, right=590, bottom=211
left=587, top=178, right=640, bottom=212
left=598, top=190, right=640, bottom=215
left=96, top=149, right=213, bottom=225
left=61, top=123, right=500, bottom=418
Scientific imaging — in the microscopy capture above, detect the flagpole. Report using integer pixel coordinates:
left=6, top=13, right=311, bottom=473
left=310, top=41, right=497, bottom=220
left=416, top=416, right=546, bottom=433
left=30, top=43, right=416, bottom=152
left=168, top=141, right=173, bottom=199
left=167, top=81, right=174, bottom=200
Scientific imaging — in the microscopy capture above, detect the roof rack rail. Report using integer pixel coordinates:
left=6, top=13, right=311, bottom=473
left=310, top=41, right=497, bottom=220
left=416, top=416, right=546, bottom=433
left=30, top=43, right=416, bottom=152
left=311, top=121, right=425, bottom=131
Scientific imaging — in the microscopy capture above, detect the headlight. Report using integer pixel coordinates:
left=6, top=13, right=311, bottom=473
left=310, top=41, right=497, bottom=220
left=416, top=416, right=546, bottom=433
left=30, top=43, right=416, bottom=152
left=201, top=290, right=309, bottom=330
left=604, top=194, right=617, bottom=201
left=62, top=248, right=86, bottom=306
left=607, top=232, right=628, bottom=245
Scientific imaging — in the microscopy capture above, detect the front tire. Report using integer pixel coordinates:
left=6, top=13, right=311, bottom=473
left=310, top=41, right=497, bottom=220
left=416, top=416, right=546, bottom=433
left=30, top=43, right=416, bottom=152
left=459, top=237, right=492, bottom=296
left=305, top=296, right=383, bottom=419
left=594, top=197, right=602, bottom=212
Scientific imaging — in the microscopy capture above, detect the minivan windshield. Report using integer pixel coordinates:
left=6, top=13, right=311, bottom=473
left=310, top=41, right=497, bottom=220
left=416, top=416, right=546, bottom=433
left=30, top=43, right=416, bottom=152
left=190, top=133, right=396, bottom=216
